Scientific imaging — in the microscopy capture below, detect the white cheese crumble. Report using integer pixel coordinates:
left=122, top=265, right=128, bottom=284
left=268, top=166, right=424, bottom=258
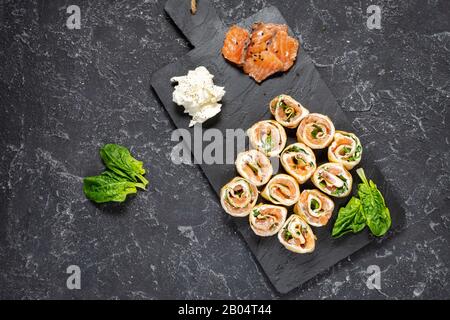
left=171, top=66, right=225, bottom=127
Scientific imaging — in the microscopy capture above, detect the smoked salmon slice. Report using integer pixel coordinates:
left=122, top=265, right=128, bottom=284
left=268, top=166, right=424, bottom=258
left=269, top=30, right=299, bottom=71
left=246, top=23, right=286, bottom=58
left=243, top=50, right=284, bottom=84
left=222, top=22, right=299, bottom=83
left=221, top=25, right=249, bottom=66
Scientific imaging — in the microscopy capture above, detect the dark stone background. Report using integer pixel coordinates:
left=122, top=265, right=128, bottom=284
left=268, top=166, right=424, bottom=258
left=0, top=0, right=448, bottom=299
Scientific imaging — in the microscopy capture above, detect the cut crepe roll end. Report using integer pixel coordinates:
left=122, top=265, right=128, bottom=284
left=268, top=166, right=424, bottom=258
left=247, top=120, right=287, bottom=157
left=249, top=204, right=287, bottom=237
left=280, top=143, right=316, bottom=184
left=328, top=131, right=363, bottom=170
left=296, top=113, right=335, bottom=149
left=312, top=163, right=353, bottom=198
left=269, top=94, right=309, bottom=128
left=278, top=214, right=316, bottom=253
left=261, top=174, right=300, bottom=206
left=235, top=150, right=273, bottom=187
left=220, top=177, right=259, bottom=217
left=294, top=189, right=334, bottom=227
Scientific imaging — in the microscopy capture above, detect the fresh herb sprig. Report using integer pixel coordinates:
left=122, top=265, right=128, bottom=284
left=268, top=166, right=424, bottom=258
left=263, top=133, right=273, bottom=154
left=311, top=124, right=323, bottom=139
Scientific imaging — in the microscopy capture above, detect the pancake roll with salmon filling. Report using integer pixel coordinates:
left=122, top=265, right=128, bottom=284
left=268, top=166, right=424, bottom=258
left=261, top=174, right=300, bottom=206
left=294, top=189, right=334, bottom=227
left=296, top=113, right=335, bottom=149
left=247, top=120, right=287, bottom=157
left=328, top=131, right=363, bottom=170
left=220, top=177, right=259, bottom=217
left=312, top=163, right=353, bottom=198
left=278, top=214, right=316, bottom=253
left=270, top=94, right=309, bottom=128
left=280, top=143, right=316, bottom=184
left=249, top=204, right=287, bottom=237
left=235, top=150, right=273, bottom=187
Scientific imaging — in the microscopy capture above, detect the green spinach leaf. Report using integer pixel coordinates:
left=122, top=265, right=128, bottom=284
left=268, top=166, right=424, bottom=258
left=100, top=144, right=148, bottom=187
left=357, top=168, right=391, bottom=236
left=83, top=144, right=149, bottom=204
left=83, top=171, right=145, bottom=203
left=331, top=168, right=391, bottom=238
left=331, top=197, right=366, bottom=238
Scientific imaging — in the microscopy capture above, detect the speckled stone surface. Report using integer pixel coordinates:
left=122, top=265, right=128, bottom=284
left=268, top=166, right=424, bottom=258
left=0, top=0, right=449, bottom=299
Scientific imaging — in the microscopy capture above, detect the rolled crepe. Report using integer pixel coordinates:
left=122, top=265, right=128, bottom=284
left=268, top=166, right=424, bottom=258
left=269, top=94, right=309, bottom=128
left=278, top=214, right=316, bottom=253
left=328, top=131, right=362, bottom=170
left=235, top=150, right=273, bottom=186
left=296, top=113, right=335, bottom=149
left=312, top=163, right=353, bottom=198
left=247, top=120, right=287, bottom=157
left=294, top=189, right=334, bottom=227
left=261, top=174, right=300, bottom=206
left=249, top=204, right=287, bottom=237
left=280, top=143, right=316, bottom=184
left=220, top=177, right=258, bottom=217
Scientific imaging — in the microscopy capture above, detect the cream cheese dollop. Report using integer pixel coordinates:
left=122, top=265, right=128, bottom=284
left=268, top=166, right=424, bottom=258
left=171, top=66, right=225, bottom=127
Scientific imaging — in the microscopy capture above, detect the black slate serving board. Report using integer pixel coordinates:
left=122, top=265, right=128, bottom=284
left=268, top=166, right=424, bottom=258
left=151, top=0, right=405, bottom=294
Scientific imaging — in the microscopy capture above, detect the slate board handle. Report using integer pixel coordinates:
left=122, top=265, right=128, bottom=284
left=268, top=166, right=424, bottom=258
left=165, top=0, right=226, bottom=47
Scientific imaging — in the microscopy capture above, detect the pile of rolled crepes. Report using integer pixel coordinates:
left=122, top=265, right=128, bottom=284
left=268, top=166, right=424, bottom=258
left=220, top=94, right=363, bottom=253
